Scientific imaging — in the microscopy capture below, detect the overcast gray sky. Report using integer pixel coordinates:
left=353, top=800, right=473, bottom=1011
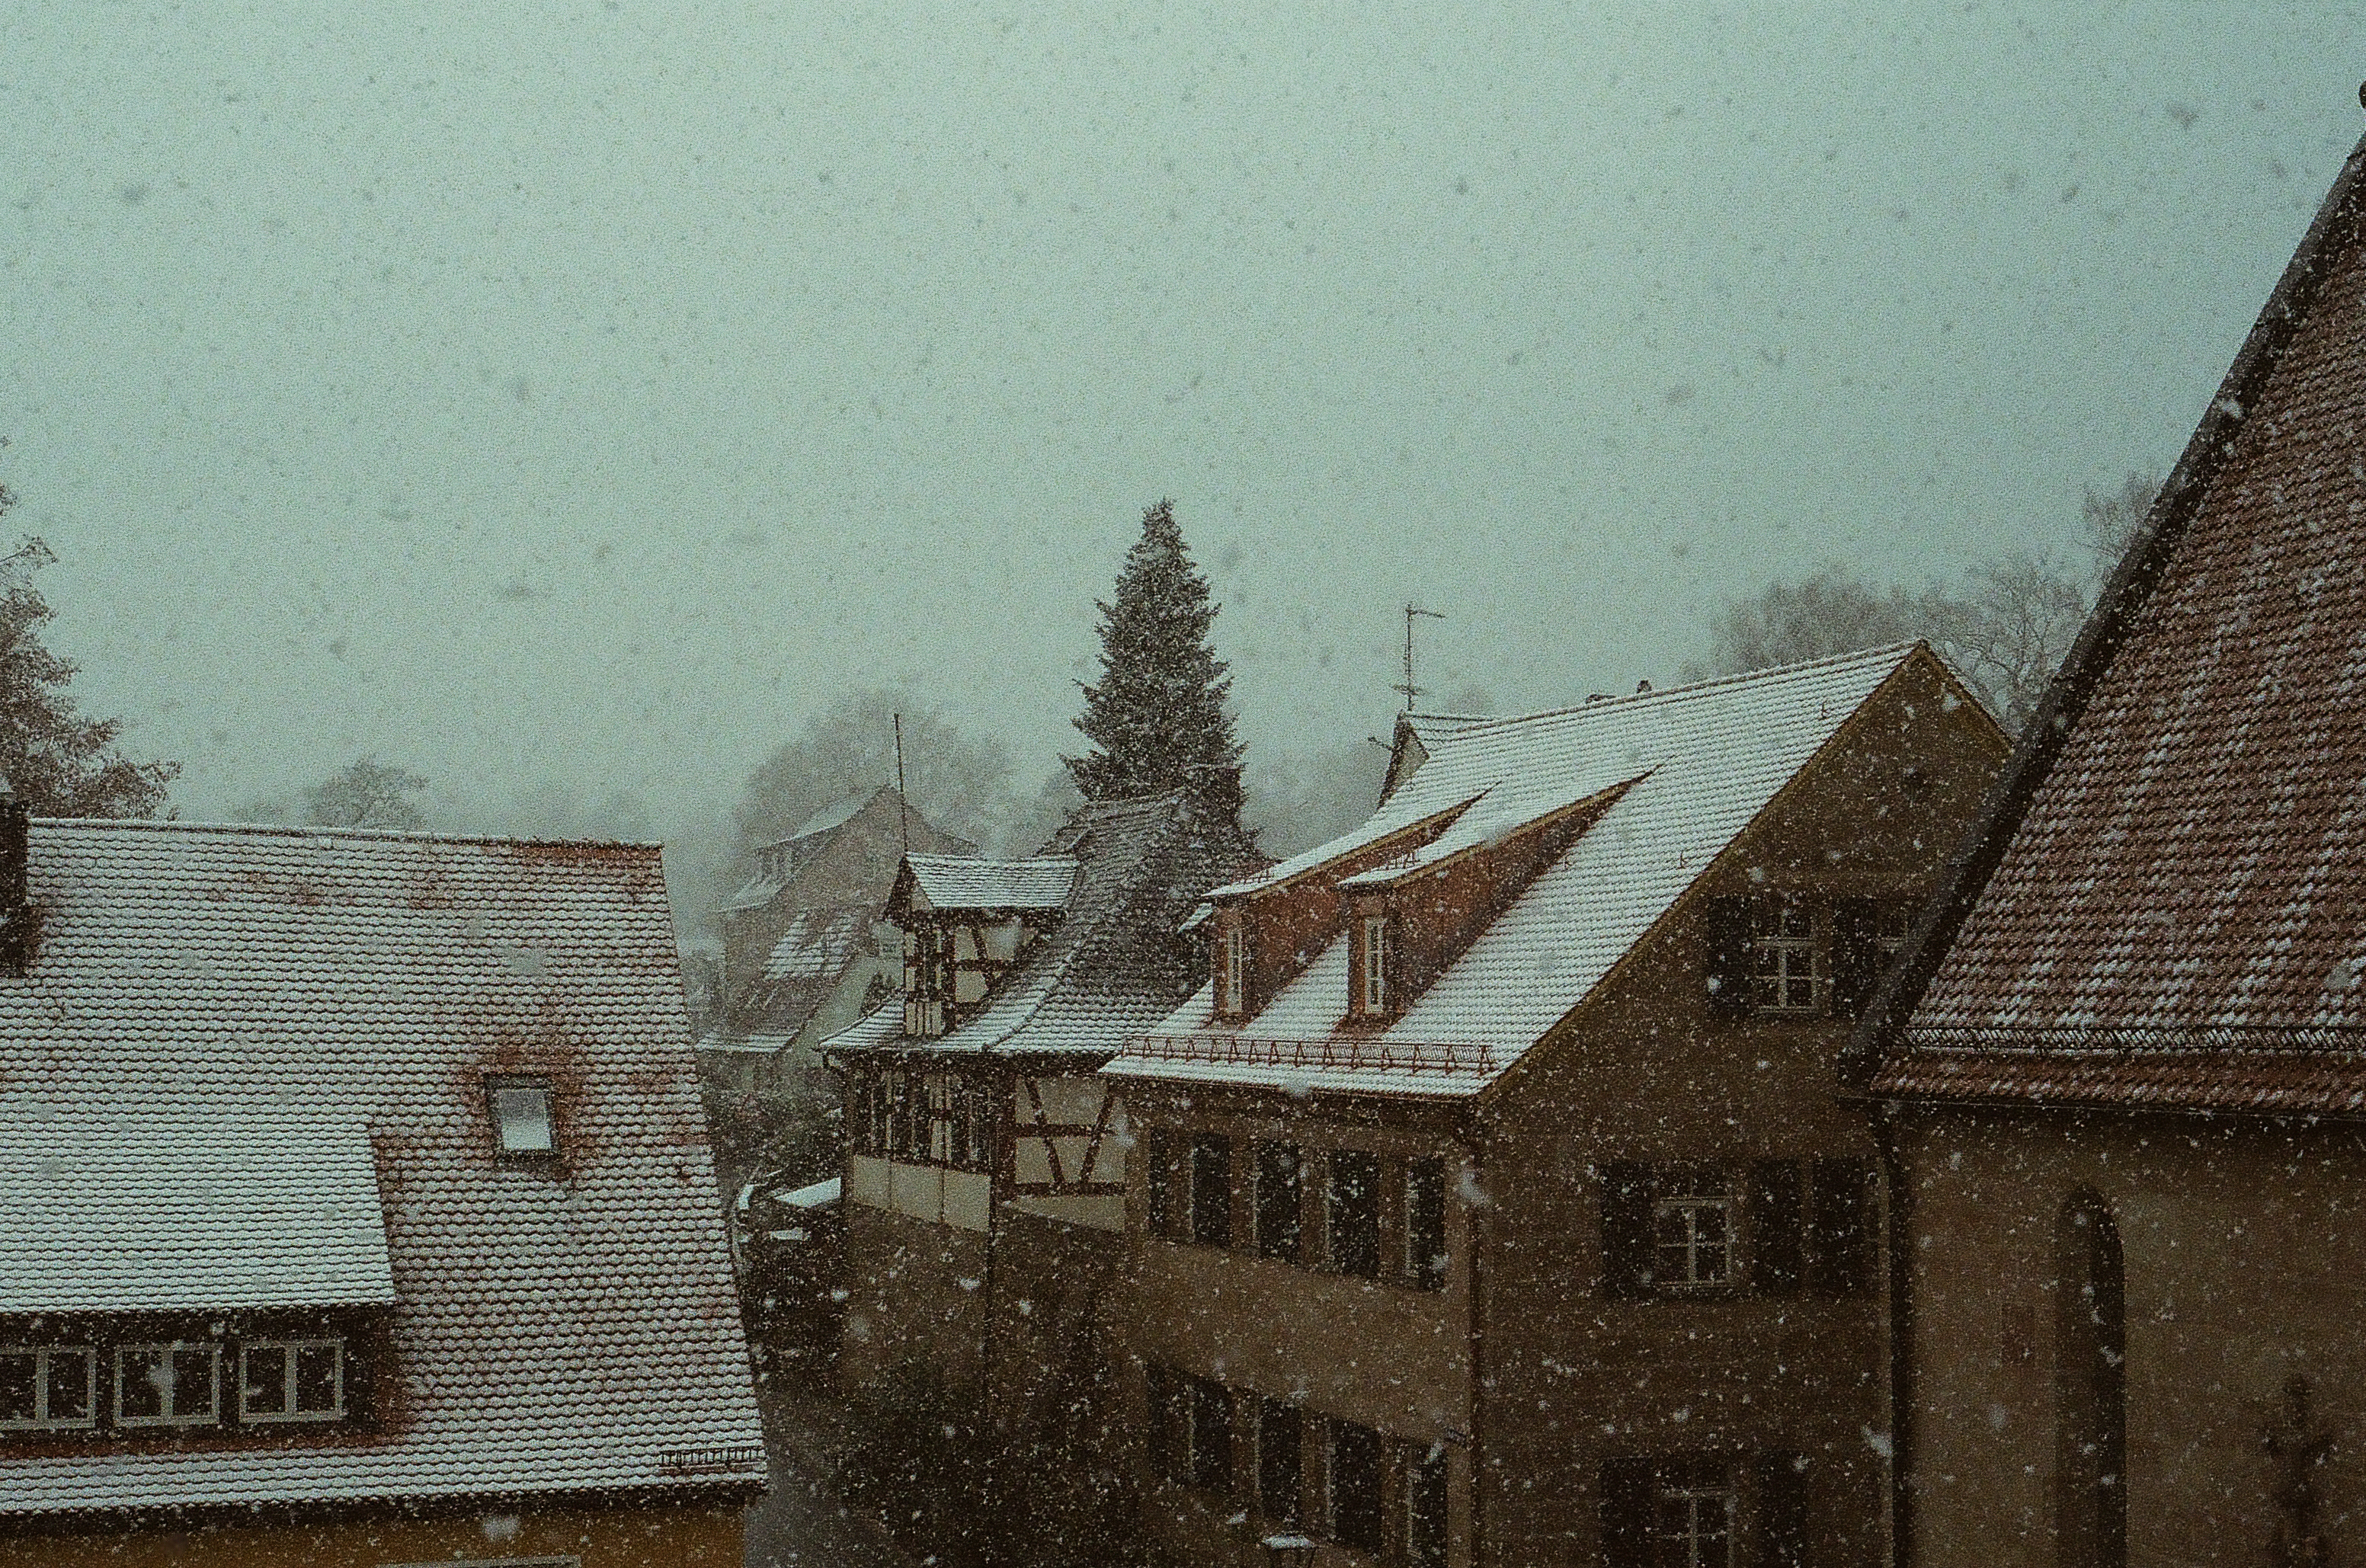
left=2, top=2, right=2360, bottom=836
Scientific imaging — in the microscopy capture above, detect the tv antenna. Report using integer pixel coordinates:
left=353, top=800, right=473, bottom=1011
left=892, top=712, right=911, bottom=856
left=1394, top=603, right=1446, bottom=711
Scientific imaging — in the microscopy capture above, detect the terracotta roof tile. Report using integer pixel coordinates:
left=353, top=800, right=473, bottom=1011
left=1869, top=138, right=2366, bottom=1112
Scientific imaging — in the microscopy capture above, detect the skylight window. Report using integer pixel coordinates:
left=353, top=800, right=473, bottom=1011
left=488, top=1079, right=556, bottom=1157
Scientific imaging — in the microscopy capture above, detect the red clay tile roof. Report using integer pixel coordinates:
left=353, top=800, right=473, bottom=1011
left=0, top=821, right=765, bottom=1518
left=1863, top=134, right=2366, bottom=1114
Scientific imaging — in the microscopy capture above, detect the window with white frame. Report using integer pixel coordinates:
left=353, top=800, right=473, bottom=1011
left=488, top=1077, right=555, bottom=1157
left=1654, top=1458, right=1737, bottom=1568
left=0, top=1345, right=95, bottom=1430
left=240, top=1338, right=344, bottom=1422
left=1218, top=919, right=1247, bottom=1016
left=1652, top=1172, right=1736, bottom=1289
left=1750, top=901, right=1821, bottom=1013
left=1357, top=912, right=1391, bottom=1016
left=115, top=1342, right=219, bottom=1426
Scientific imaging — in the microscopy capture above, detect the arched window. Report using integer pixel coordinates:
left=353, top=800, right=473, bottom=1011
left=2056, top=1190, right=2127, bottom=1568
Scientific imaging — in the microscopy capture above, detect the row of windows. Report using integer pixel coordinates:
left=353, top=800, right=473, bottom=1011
left=0, top=1337, right=345, bottom=1433
left=848, top=1068, right=997, bottom=1171
left=1602, top=1160, right=1875, bottom=1299
left=1215, top=893, right=1914, bottom=1027
left=1146, top=1364, right=1449, bottom=1568
left=1147, top=1133, right=1449, bottom=1291
left=1599, top=1451, right=1810, bottom=1568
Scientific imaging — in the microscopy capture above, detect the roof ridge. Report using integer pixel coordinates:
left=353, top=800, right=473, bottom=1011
left=1411, top=642, right=1923, bottom=741
left=28, top=818, right=666, bottom=852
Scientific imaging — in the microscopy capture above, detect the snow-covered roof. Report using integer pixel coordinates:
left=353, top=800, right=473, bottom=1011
left=1107, top=644, right=1933, bottom=1098
left=0, top=1103, right=396, bottom=1315
left=784, top=786, right=888, bottom=844
left=762, top=907, right=872, bottom=981
left=827, top=789, right=1264, bottom=1061
left=902, top=853, right=1080, bottom=911
left=782, top=1176, right=842, bottom=1210
left=0, top=821, right=764, bottom=1518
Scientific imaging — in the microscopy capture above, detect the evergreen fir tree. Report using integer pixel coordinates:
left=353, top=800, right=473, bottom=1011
left=1065, top=499, right=1243, bottom=800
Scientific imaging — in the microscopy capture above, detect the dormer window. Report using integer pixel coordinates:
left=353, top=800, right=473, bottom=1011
left=0, top=1345, right=95, bottom=1430
left=116, top=1342, right=219, bottom=1427
left=1217, top=918, right=1248, bottom=1017
left=240, top=1339, right=344, bottom=1422
left=488, top=1077, right=556, bottom=1157
left=1354, top=910, right=1392, bottom=1018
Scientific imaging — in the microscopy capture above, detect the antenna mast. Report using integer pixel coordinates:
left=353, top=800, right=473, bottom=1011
left=892, top=712, right=911, bottom=856
left=1394, top=603, right=1446, bottom=711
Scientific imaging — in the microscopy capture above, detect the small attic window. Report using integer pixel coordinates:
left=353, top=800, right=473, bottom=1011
left=488, top=1078, right=556, bottom=1157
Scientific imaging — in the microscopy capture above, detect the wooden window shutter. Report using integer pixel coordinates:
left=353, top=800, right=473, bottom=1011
left=1749, top=1160, right=1805, bottom=1297
left=1145, top=1364, right=1179, bottom=1481
left=1146, top=1129, right=1173, bottom=1238
left=1705, top=896, right=1753, bottom=1017
left=1598, top=1454, right=1657, bottom=1568
left=1830, top=897, right=1883, bottom=1018
left=1752, top=1451, right=1810, bottom=1568
left=1600, top=1163, right=1655, bottom=1298
left=1807, top=1158, right=1875, bottom=1296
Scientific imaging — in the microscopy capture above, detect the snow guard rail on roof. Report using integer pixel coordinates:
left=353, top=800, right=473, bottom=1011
left=1124, top=1033, right=1498, bottom=1077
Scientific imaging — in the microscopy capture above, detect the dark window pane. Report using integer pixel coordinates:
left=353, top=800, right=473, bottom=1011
left=118, top=1348, right=166, bottom=1420
left=1328, top=1419, right=1385, bottom=1553
left=244, top=1344, right=290, bottom=1415
left=1654, top=1455, right=1734, bottom=1568
left=294, top=1343, right=341, bottom=1413
left=1189, top=1377, right=1233, bottom=1493
left=1327, top=1151, right=1380, bottom=1278
left=0, top=1351, right=34, bottom=1423
left=1190, top=1134, right=1233, bottom=1247
left=46, top=1349, right=91, bottom=1422
left=1257, top=1141, right=1302, bottom=1262
left=172, top=1347, right=217, bottom=1419
left=1259, top=1398, right=1302, bottom=1525
left=1406, top=1157, right=1447, bottom=1289
left=1408, top=1443, right=1449, bottom=1568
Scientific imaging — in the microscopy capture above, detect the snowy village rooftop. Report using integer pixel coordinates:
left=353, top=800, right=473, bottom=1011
left=0, top=818, right=765, bottom=1519
left=1108, top=642, right=1966, bottom=1098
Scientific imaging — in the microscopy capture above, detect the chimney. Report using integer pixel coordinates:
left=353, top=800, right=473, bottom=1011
left=0, top=781, right=28, bottom=977
left=1183, top=763, right=1244, bottom=826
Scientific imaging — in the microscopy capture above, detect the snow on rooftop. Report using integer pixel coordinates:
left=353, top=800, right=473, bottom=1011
left=0, top=819, right=765, bottom=1518
left=0, top=1102, right=396, bottom=1315
left=904, top=853, right=1081, bottom=911
left=1109, top=645, right=1926, bottom=1097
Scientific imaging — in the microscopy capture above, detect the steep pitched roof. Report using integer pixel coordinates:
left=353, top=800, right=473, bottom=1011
left=1108, top=644, right=1938, bottom=1099
left=0, top=821, right=764, bottom=1519
left=1862, top=133, right=2366, bottom=1114
left=826, top=787, right=1263, bottom=1061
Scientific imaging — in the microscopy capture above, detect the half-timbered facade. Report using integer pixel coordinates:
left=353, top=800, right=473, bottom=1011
left=1854, top=129, right=2366, bottom=1568
left=1104, top=645, right=2008, bottom=1568
left=0, top=811, right=764, bottom=1566
left=822, top=768, right=1262, bottom=1553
